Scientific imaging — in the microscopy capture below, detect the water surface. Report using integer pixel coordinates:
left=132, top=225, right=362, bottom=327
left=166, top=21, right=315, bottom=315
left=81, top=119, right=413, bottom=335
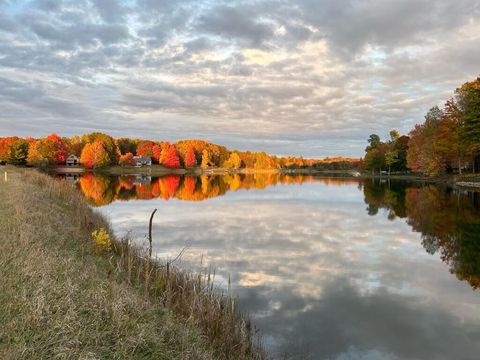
left=66, top=173, right=480, bottom=360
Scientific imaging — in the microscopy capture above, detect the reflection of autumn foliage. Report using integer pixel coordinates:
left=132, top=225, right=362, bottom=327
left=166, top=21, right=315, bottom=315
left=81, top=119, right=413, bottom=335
left=184, top=176, right=196, bottom=195
left=136, top=184, right=155, bottom=200
left=151, top=180, right=161, bottom=198
left=79, top=173, right=116, bottom=206
left=159, top=175, right=180, bottom=200
left=363, top=181, right=480, bottom=289
left=118, top=176, right=135, bottom=190
left=76, top=172, right=344, bottom=205
left=78, top=172, right=369, bottom=206
left=405, top=186, right=480, bottom=289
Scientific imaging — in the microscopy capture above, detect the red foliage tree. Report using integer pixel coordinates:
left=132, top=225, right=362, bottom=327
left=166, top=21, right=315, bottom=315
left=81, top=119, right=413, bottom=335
left=46, top=133, right=68, bottom=164
left=136, top=141, right=155, bottom=158
left=184, top=146, right=196, bottom=168
left=162, top=145, right=180, bottom=168
left=152, top=145, right=162, bottom=164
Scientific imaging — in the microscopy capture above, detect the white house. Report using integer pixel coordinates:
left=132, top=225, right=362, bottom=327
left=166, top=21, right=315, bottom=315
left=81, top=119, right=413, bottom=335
left=133, top=156, right=152, bottom=167
left=66, top=154, right=80, bottom=166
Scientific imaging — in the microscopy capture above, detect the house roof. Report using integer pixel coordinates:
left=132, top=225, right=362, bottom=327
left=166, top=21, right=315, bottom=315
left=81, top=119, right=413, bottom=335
left=133, top=156, right=152, bottom=161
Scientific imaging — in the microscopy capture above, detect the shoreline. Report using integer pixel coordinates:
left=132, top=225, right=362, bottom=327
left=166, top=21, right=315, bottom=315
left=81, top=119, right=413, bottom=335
left=21, top=164, right=480, bottom=189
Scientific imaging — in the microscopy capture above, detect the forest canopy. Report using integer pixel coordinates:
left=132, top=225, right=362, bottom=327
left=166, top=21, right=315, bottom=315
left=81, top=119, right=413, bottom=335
left=0, top=134, right=358, bottom=170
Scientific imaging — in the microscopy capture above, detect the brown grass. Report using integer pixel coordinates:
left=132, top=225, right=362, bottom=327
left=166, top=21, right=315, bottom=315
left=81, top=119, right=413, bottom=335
left=0, top=166, right=264, bottom=359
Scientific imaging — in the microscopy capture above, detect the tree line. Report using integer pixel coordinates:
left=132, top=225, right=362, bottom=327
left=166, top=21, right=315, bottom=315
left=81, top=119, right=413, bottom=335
left=0, top=133, right=345, bottom=170
left=364, top=76, right=480, bottom=176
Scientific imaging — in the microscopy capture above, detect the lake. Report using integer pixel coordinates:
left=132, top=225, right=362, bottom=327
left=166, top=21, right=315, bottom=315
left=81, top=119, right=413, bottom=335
left=63, top=172, right=480, bottom=360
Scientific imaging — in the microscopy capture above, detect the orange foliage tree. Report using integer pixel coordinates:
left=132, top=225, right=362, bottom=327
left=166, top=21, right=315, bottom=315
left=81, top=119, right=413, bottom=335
left=81, top=132, right=119, bottom=164
left=80, top=140, right=111, bottom=169
left=119, top=152, right=135, bottom=166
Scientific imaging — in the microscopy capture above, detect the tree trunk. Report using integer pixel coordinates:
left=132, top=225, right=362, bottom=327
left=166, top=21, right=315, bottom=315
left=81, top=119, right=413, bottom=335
left=388, top=165, right=391, bottom=177
left=459, top=158, right=462, bottom=175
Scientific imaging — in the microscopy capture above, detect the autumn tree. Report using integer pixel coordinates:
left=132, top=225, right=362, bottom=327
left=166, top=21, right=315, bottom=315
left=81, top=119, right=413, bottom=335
left=27, top=133, right=68, bottom=166
left=68, top=136, right=84, bottom=157
left=254, top=152, right=269, bottom=169
left=437, top=99, right=466, bottom=173
left=200, top=149, right=212, bottom=168
left=389, top=129, right=400, bottom=141
left=116, top=138, right=137, bottom=155
left=407, top=106, right=445, bottom=176
left=162, top=145, right=180, bottom=168
left=223, top=152, right=242, bottom=169
left=239, top=151, right=256, bottom=168
left=456, top=77, right=480, bottom=172
left=152, top=145, right=162, bottom=164
left=80, top=140, right=111, bottom=169
left=136, top=141, right=155, bottom=158
left=0, top=136, right=20, bottom=162
left=184, top=146, right=196, bottom=168
left=119, top=152, right=135, bottom=166
left=11, top=139, right=29, bottom=164
left=82, top=132, right=119, bottom=164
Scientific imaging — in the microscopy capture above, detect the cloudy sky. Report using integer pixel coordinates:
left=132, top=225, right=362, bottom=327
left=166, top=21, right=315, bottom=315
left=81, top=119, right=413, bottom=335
left=0, top=0, right=479, bottom=157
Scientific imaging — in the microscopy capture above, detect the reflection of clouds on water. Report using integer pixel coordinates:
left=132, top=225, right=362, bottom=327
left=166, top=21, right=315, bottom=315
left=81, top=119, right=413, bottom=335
left=241, top=278, right=480, bottom=360
left=97, top=181, right=480, bottom=359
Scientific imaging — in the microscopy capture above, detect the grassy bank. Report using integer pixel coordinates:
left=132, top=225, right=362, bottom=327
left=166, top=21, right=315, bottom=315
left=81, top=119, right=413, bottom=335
left=0, top=166, right=263, bottom=359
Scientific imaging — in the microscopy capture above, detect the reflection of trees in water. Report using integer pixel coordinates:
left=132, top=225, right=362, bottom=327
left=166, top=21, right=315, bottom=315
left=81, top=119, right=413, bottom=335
left=78, top=173, right=118, bottom=206
left=76, top=173, right=359, bottom=206
left=363, top=179, right=480, bottom=289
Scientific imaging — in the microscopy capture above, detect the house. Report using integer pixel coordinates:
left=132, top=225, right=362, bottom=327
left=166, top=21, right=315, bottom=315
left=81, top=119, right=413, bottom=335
left=134, top=175, right=152, bottom=185
left=133, top=156, right=152, bottom=167
left=65, top=173, right=80, bottom=183
left=66, top=154, right=80, bottom=166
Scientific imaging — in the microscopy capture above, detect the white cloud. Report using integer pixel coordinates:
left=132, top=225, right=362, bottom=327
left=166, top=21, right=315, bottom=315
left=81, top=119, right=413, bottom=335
left=0, top=0, right=479, bottom=157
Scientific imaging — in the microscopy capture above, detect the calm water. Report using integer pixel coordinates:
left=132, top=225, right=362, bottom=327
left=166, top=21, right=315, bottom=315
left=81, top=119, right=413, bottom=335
left=65, top=173, right=480, bottom=360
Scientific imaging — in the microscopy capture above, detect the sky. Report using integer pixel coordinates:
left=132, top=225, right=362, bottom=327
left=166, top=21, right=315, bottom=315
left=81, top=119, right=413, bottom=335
left=0, top=0, right=479, bottom=157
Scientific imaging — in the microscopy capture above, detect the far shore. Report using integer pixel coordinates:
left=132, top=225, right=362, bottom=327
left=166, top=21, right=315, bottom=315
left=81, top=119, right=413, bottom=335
left=19, top=165, right=480, bottom=189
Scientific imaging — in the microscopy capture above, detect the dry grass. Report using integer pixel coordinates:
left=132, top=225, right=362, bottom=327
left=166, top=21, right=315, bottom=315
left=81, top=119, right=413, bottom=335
left=0, top=166, right=264, bottom=359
